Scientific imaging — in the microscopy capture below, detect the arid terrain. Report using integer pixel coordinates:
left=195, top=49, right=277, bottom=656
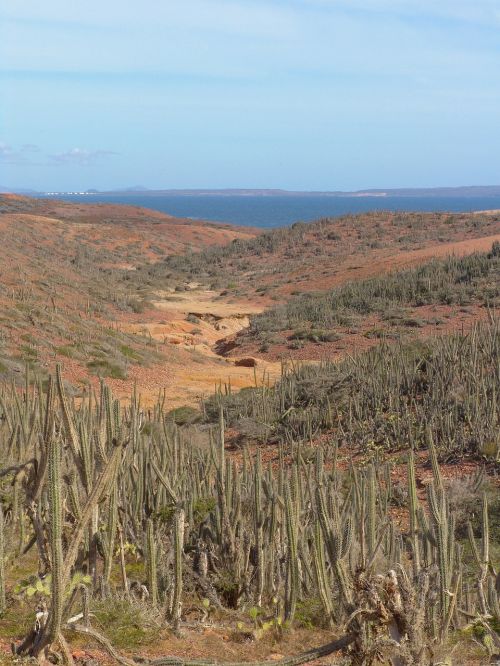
left=0, top=195, right=498, bottom=407
left=0, top=196, right=499, bottom=666
left=0, top=195, right=267, bottom=406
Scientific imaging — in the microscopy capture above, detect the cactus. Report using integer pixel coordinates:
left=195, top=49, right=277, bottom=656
left=47, top=433, right=64, bottom=644
left=2, top=341, right=498, bottom=664
left=103, top=484, right=118, bottom=586
left=146, top=518, right=158, bottom=606
left=171, top=507, right=185, bottom=630
left=253, top=451, right=264, bottom=607
left=284, top=483, right=299, bottom=623
left=118, top=524, right=130, bottom=596
left=366, top=464, right=376, bottom=559
left=427, top=482, right=450, bottom=623
left=0, top=502, right=5, bottom=615
left=315, top=486, right=353, bottom=609
left=312, top=522, right=335, bottom=626
left=407, top=448, right=420, bottom=575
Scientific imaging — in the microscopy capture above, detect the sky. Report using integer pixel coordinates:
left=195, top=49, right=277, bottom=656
left=1, top=1, right=500, bottom=192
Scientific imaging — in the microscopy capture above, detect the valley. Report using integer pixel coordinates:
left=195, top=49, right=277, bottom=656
left=1, top=196, right=498, bottom=407
left=0, top=195, right=499, bottom=666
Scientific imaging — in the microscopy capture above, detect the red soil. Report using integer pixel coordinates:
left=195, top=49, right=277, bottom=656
left=1, top=196, right=499, bottom=407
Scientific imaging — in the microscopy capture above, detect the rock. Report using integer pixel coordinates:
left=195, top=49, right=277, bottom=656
left=72, top=651, right=86, bottom=660
left=235, top=357, right=258, bottom=368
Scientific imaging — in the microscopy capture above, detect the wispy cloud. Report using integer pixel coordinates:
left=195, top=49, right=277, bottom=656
left=0, top=143, right=13, bottom=159
left=2, top=1, right=499, bottom=190
left=48, top=147, right=118, bottom=165
left=302, top=0, right=500, bottom=26
left=0, top=141, right=42, bottom=165
left=0, top=142, right=118, bottom=167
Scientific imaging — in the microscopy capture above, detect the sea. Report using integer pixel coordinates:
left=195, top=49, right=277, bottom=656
left=44, top=193, right=500, bottom=229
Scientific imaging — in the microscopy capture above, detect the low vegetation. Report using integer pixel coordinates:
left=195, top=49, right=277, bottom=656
left=0, top=197, right=499, bottom=665
left=131, top=210, right=500, bottom=295
left=0, top=194, right=253, bottom=390
left=207, top=319, right=499, bottom=461
left=0, top=321, right=498, bottom=665
left=249, top=243, right=500, bottom=339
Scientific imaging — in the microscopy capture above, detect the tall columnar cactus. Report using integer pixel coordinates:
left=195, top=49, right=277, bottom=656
left=103, top=484, right=118, bottom=586
left=366, top=464, right=377, bottom=559
left=0, top=502, right=5, bottom=615
left=214, top=408, right=235, bottom=557
left=481, top=492, right=489, bottom=570
left=284, top=482, right=299, bottom=623
left=407, top=448, right=420, bottom=575
left=55, top=364, right=81, bottom=464
left=171, top=507, right=185, bottom=630
left=315, top=486, right=353, bottom=610
left=146, top=518, right=158, bottom=606
left=3, top=353, right=499, bottom=663
left=118, top=524, right=130, bottom=596
left=312, top=521, right=335, bottom=626
left=467, top=506, right=491, bottom=615
left=253, top=451, right=264, bottom=607
left=427, top=482, right=450, bottom=623
left=47, top=433, right=64, bottom=644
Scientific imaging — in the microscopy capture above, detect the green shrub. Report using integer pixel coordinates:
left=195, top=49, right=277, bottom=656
left=166, top=405, right=202, bottom=426
left=86, top=359, right=127, bottom=379
left=289, top=329, right=341, bottom=343
left=250, top=247, right=500, bottom=336
left=92, top=599, right=160, bottom=650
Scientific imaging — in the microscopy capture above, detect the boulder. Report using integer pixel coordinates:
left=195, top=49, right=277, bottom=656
left=234, top=357, right=258, bottom=368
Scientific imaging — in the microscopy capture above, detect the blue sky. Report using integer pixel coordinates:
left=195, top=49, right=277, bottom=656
left=1, top=1, right=500, bottom=191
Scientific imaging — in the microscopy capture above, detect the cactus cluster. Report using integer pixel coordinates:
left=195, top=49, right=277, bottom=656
left=0, top=323, right=497, bottom=665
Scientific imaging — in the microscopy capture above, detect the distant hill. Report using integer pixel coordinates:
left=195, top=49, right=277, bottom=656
left=93, top=185, right=500, bottom=197
left=0, top=185, right=39, bottom=194
left=0, top=194, right=258, bottom=399
left=6, top=184, right=500, bottom=198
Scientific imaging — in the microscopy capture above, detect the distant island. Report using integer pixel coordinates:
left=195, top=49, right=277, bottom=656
left=3, top=184, right=500, bottom=198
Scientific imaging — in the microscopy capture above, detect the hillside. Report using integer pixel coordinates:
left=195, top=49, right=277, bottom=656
left=126, top=210, right=500, bottom=369
left=134, top=209, right=500, bottom=301
left=0, top=195, right=260, bottom=403
left=0, top=197, right=499, bottom=665
left=0, top=197, right=499, bottom=407
left=0, top=322, right=498, bottom=666
left=221, top=241, right=500, bottom=360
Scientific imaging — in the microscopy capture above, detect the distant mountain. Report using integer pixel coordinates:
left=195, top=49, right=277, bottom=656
left=114, top=185, right=151, bottom=192
left=0, top=186, right=39, bottom=195
left=8, top=184, right=500, bottom=198
left=96, top=185, right=500, bottom=198
left=354, top=185, right=500, bottom=198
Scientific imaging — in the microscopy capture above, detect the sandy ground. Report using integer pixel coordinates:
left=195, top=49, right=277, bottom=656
left=1, top=195, right=499, bottom=409
left=281, top=232, right=500, bottom=294
left=108, top=232, right=500, bottom=406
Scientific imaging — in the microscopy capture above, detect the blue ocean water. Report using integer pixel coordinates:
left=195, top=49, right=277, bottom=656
left=47, top=193, right=500, bottom=229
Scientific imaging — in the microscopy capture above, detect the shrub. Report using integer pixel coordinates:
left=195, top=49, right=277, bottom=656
left=86, top=359, right=127, bottom=380
left=249, top=246, right=500, bottom=336
left=289, top=329, right=341, bottom=343
left=93, top=599, right=161, bottom=650
left=166, top=405, right=202, bottom=426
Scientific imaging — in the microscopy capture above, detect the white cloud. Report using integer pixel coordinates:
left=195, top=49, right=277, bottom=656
left=2, top=0, right=498, bottom=83
left=302, top=0, right=500, bottom=25
left=0, top=1, right=299, bottom=38
left=0, top=143, right=117, bottom=167
left=48, top=148, right=118, bottom=165
left=2, top=0, right=500, bottom=27
left=0, top=141, right=42, bottom=164
left=0, top=142, right=13, bottom=158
